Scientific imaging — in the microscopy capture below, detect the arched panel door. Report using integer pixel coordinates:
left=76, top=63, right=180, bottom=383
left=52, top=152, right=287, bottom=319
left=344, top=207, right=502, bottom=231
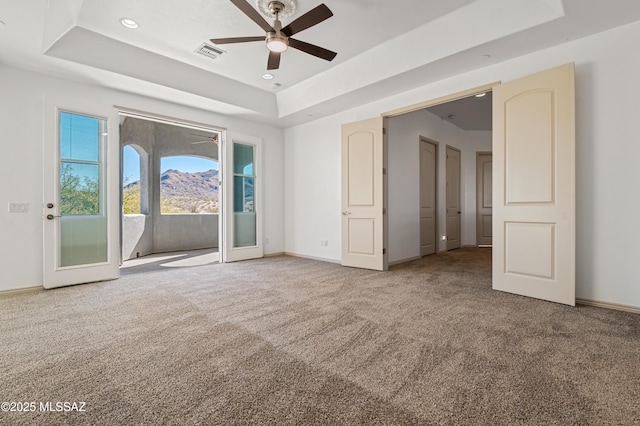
left=493, top=63, right=575, bottom=306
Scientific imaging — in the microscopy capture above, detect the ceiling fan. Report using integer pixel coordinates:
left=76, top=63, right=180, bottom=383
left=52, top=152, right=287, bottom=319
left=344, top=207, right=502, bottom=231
left=188, top=132, right=219, bottom=145
left=210, top=0, right=337, bottom=70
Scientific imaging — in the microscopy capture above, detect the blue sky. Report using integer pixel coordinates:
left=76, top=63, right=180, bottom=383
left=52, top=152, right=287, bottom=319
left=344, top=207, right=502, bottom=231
left=122, top=146, right=218, bottom=184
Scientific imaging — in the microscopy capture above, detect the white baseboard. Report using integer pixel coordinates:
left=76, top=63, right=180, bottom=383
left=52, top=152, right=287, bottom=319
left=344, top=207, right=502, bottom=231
left=264, top=252, right=285, bottom=258
left=0, top=285, right=43, bottom=296
left=284, top=252, right=341, bottom=264
left=576, top=298, right=640, bottom=314
left=389, top=256, right=422, bottom=266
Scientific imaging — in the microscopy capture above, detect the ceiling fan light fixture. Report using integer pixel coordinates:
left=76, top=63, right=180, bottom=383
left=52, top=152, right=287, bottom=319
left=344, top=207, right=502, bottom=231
left=266, top=34, right=288, bottom=52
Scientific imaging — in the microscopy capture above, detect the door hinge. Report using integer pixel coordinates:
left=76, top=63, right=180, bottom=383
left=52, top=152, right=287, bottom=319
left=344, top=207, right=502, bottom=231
left=383, top=128, right=387, bottom=135
left=383, top=207, right=386, bottom=214
left=383, top=168, right=387, bottom=175
left=383, top=248, right=386, bottom=255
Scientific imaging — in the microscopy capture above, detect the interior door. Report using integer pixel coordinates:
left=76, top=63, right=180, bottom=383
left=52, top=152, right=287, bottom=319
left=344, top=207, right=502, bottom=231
left=493, top=63, right=575, bottom=306
left=43, top=97, right=120, bottom=288
left=341, top=117, right=386, bottom=270
left=420, top=138, right=437, bottom=256
left=446, top=146, right=461, bottom=250
left=476, top=152, right=492, bottom=246
left=222, top=131, right=263, bottom=262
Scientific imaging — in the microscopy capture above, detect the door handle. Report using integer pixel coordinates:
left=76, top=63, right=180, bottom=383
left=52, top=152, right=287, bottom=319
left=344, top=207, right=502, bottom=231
left=46, top=203, right=54, bottom=209
left=46, top=214, right=61, bottom=220
left=342, top=211, right=351, bottom=216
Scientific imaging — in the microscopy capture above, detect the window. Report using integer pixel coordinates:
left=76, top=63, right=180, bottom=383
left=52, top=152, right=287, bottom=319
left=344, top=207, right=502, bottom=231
left=160, top=156, right=219, bottom=214
left=59, top=111, right=104, bottom=216
left=233, top=143, right=255, bottom=213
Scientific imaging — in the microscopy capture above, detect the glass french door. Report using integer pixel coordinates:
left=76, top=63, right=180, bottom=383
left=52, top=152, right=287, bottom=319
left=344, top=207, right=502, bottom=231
left=43, top=97, right=119, bottom=288
left=222, top=132, right=263, bottom=262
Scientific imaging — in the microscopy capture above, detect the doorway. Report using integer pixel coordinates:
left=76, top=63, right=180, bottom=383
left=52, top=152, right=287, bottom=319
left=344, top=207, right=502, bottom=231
left=344, top=64, right=576, bottom=306
left=119, top=114, right=222, bottom=267
left=385, top=89, right=492, bottom=264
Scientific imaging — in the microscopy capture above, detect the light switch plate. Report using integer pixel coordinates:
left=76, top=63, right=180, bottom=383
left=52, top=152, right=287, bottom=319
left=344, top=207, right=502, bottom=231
left=8, top=202, right=29, bottom=213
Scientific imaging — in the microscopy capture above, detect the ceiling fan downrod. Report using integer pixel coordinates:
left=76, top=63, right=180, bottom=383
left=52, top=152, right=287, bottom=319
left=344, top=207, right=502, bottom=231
left=266, top=1, right=289, bottom=52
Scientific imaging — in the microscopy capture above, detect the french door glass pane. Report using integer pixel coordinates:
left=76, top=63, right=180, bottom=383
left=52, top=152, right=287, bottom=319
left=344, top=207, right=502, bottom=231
left=60, top=112, right=100, bottom=162
left=59, top=163, right=100, bottom=215
left=58, top=111, right=107, bottom=267
left=233, top=143, right=256, bottom=247
left=233, top=143, right=254, bottom=175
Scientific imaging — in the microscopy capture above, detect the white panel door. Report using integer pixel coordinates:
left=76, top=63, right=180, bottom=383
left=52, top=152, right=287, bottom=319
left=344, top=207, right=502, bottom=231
left=341, top=117, right=386, bottom=271
left=420, top=138, right=437, bottom=256
left=476, top=152, right=493, bottom=247
left=493, top=63, right=575, bottom=306
left=222, top=131, right=263, bottom=262
left=446, top=146, right=461, bottom=250
left=43, top=97, right=120, bottom=288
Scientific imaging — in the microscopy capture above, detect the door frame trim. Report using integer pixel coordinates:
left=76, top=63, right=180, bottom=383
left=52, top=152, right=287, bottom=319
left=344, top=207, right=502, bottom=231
left=382, top=83, right=499, bottom=118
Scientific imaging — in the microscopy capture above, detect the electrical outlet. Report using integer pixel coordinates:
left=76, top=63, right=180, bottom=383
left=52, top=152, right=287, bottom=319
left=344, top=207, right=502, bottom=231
left=8, top=202, right=28, bottom=213
left=265, top=238, right=270, bottom=245
left=320, top=240, right=329, bottom=247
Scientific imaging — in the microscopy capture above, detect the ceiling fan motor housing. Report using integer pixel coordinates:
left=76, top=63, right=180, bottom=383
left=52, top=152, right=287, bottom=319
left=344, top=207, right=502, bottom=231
left=269, top=1, right=285, bottom=15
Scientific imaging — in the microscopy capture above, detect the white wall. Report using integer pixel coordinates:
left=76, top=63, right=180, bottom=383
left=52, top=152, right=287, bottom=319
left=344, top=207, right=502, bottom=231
left=284, top=20, right=640, bottom=308
left=0, top=65, right=285, bottom=291
left=387, top=110, right=491, bottom=263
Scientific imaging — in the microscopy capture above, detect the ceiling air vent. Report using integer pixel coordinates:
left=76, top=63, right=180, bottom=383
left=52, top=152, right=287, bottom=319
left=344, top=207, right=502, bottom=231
left=195, top=43, right=225, bottom=60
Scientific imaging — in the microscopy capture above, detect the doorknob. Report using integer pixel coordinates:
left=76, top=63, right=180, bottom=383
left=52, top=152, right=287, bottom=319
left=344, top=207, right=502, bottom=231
left=46, top=203, right=54, bottom=209
left=46, top=214, right=61, bottom=220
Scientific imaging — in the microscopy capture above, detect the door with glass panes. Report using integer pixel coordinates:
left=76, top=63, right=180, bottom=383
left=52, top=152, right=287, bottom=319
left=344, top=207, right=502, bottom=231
left=43, top=97, right=120, bottom=288
left=223, top=132, right=263, bottom=262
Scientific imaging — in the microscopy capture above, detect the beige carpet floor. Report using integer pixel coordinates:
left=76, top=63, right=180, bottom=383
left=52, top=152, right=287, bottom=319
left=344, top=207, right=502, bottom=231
left=1, top=248, right=638, bottom=425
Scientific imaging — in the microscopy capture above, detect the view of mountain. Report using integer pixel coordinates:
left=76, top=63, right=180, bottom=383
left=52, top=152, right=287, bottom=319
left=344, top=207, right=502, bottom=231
left=124, top=169, right=220, bottom=214
left=158, top=169, right=219, bottom=198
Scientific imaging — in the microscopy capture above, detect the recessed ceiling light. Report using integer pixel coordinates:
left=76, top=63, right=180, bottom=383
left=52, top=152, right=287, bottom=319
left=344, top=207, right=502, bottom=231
left=262, top=73, right=274, bottom=80
left=120, top=17, right=138, bottom=29
left=475, top=93, right=487, bottom=98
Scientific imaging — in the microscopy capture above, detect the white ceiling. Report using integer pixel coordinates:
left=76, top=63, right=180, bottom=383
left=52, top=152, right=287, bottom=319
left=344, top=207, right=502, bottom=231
left=1, top=0, right=640, bottom=127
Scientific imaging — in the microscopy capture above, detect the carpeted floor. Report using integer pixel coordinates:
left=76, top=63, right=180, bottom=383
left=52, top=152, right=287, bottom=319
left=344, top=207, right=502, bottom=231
left=1, top=248, right=638, bottom=425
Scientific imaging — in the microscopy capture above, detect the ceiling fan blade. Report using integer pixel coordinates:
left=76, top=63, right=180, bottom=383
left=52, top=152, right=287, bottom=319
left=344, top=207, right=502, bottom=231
left=210, top=36, right=264, bottom=44
left=289, top=38, right=337, bottom=62
left=192, top=140, right=219, bottom=145
left=267, top=51, right=281, bottom=70
left=281, top=4, right=333, bottom=37
left=230, top=0, right=275, bottom=33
